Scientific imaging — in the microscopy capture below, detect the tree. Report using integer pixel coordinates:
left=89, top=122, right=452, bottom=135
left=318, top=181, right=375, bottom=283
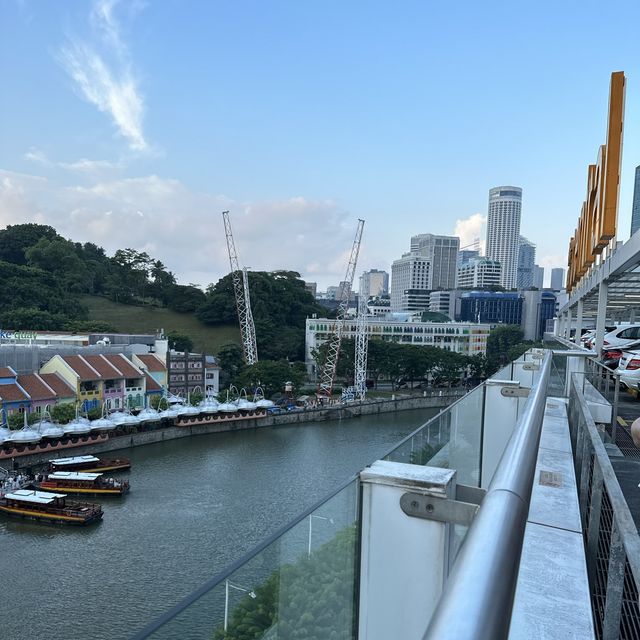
left=486, top=325, right=525, bottom=373
left=167, top=331, right=193, bottom=352
left=50, top=403, right=77, bottom=424
left=216, top=342, right=245, bottom=380
left=25, top=237, right=88, bottom=292
left=233, top=360, right=306, bottom=397
left=7, top=412, right=39, bottom=429
left=0, top=223, right=59, bottom=265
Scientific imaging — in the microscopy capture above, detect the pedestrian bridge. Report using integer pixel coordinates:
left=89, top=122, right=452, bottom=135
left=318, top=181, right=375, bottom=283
left=131, top=338, right=640, bottom=639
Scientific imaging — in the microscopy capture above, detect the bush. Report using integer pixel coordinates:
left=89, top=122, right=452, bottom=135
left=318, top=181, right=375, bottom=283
left=50, top=403, right=77, bottom=424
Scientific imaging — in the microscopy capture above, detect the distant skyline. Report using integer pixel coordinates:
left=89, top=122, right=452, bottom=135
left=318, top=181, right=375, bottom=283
left=2, top=1, right=640, bottom=289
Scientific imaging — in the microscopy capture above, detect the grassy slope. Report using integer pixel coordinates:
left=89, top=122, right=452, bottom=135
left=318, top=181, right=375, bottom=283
left=82, top=296, right=240, bottom=355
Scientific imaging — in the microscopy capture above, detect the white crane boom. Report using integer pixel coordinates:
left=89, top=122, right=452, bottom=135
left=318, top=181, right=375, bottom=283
left=222, top=211, right=258, bottom=365
left=318, top=219, right=365, bottom=398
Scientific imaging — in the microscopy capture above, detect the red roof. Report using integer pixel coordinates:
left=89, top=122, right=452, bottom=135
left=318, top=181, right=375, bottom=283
left=61, top=355, right=102, bottom=381
left=39, top=373, right=75, bottom=398
left=0, top=383, right=29, bottom=403
left=82, top=355, right=123, bottom=380
left=17, top=374, right=57, bottom=401
left=136, top=353, right=166, bottom=373
left=144, top=373, right=162, bottom=392
left=0, top=366, right=17, bottom=379
left=103, top=354, right=143, bottom=379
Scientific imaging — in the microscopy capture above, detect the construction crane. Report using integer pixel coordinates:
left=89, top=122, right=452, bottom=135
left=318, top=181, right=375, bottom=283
left=222, top=211, right=259, bottom=366
left=353, top=277, right=370, bottom=402
left=317, top=219, right=365, bottom=399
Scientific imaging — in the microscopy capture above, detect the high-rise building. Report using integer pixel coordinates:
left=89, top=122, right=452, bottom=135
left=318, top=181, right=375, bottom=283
left=550, top=268, right=565, bottom=291
left=457, top=258, right=502, bottom=289
left=533, top=265, right=544, bottom=290
left=410, top=234, right=460, bottom=290
left=458, top=249, right=480, bottom=266
left=360, top=269, right=389, bottom=299
left=390, top=253, right=431, bottom=312
left=517, top=236, right=536, bottom=289
left=304, top=281, right=317, bottom=298
left=486, top=186, right=522, bottom=289
left=632, top=166, right=640, bottom=236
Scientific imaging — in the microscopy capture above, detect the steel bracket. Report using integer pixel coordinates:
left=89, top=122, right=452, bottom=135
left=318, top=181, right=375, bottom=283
left=400, top=491, right=480, bottom=528
left=522, top=363, right=540, bottom=371
left=501, top=386, right=530, bottom=398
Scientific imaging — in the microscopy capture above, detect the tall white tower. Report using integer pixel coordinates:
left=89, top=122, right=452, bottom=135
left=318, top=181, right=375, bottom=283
left=486, top=186, right=522, bottom=289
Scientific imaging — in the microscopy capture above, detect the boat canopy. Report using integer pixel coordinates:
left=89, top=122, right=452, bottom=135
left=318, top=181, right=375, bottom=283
left=5, top=489, right=67, bottom=504
left=50, top=455, right=100, bottom=466
left=47, top=471, right=102, bottom=481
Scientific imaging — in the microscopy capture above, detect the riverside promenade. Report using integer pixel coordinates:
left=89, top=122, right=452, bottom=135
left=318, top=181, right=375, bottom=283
left=9, top=390, right=465, bottom=469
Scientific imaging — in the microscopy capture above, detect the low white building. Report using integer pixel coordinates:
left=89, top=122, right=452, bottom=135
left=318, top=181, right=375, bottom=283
left=305, top=317, right=490, bottom=377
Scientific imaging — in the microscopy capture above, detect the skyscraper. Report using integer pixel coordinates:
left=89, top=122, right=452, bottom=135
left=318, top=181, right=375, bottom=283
left=550, top=268, right=565, bottom=291
left=390, top=253, right=431, bottom=312
left=360, top=269, right=389, bottom=299
left=517, top=236, right=536, bottom=289
left=533, top=265, right=544, bottom=290
left=486, top=186, right=522, bottom=289
left=632, top=165, right=640, bottom=236
left=410, top=234, right=460, bottom=290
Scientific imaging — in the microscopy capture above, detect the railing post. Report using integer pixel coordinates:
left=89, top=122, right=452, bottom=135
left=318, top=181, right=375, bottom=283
left=612, top=376, right=619, bottom=444
left=585, top=460, right=604, bottom=592
left=602, top=520, right=625, bottom=640
left=358, top=460, right=457, bottom=640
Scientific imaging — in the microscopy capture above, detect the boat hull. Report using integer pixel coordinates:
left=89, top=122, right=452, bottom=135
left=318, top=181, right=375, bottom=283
left=37, top=483, right=128, bottom=496
left=0, top=504, right=103, bottom=525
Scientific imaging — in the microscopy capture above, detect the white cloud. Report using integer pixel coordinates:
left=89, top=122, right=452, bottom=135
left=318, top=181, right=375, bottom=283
left=59, top=1, right=147, bottom=151
left=0, top=170, right=355, bottom=288
left=24, top=148, right=121, bottom=174
left=453, top=213, right=486, bottom=253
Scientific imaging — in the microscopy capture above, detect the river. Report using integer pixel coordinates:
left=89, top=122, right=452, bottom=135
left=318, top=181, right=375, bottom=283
left=0, top=408, right=437, bottom=640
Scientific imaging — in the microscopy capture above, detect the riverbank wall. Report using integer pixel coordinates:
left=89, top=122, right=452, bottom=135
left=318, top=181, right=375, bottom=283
left=8, top=391, right=465, bottom=469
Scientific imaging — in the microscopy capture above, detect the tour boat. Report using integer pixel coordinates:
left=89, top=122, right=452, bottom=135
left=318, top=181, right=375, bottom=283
left=49, top=455, right=131, bottom=473
left=0, top=489, right=103, bottom=525
left=38, top=471, right=129, bottom=496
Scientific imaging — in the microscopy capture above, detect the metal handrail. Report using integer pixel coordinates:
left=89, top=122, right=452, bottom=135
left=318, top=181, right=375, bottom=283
left=424, top=350, right=552, bottom=640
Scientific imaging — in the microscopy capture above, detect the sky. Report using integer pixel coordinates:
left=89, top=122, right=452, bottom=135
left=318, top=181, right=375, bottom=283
left=2, top=1, right=640, bottom=290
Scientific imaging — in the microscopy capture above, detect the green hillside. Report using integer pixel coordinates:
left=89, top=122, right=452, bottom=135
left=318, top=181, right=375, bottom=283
left=82, top=295, right=240, bottom=355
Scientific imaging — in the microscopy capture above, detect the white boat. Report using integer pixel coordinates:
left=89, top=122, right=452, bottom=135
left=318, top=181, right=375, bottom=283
left=199, top=397, right=219, bottom=413
left=0, top=425, right=13, bottom=445
left=7, top=426, right=42, bottom=444
left=37, top=419, right=65, bottom=439
left=136, top=407, right=160, bottom=423
left=253, top=387, right=274, bottom=409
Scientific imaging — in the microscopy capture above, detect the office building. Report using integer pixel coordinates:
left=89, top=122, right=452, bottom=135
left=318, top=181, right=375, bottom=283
left=533, top=265, right=544, bottom=289
left=360, top=269, right=389, bottom=299
left=457, top=258, right=502, bottom=289
left=550, top=268, right=565, bottom=291
left=410, top=234, right=460, bottom=290
left=428, top=290, right=460, bottom=319
left=458, top=249, right=480, bottom=266
left=632, top=165, right=640, bottom=236
left=521, top=290, right=557, bottom=341
left=517, top=237, right=536, bottom=289
left=459, top=291, right=523, bottom=325
left=486, top=186, right=522, bottom=289
left=305, top=317, right=491, bottom=376
left=390, top=253, right=431, bottom=312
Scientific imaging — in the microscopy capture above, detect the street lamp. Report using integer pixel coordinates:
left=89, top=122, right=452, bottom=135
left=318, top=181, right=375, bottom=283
left=307, top=514, right=335, bottom=557
left=224, top=580, right=256, bottom=631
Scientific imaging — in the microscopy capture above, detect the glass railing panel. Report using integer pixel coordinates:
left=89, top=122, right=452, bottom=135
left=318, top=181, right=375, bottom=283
left=137, top=480, right=359, bottom=640
left=383, top=384, right=484, bottom=487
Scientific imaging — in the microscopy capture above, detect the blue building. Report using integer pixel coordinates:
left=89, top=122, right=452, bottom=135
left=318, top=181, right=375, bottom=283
left=458, top=291, right=523, bottom=325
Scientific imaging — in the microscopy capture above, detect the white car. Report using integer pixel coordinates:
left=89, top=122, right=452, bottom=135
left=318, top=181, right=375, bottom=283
left=615, top=348, right=640, bottom=389
left=601, top=325, right=640, bottom=351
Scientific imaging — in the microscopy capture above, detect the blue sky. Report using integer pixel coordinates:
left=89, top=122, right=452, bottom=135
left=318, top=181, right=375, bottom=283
left=1, top=0, right=640, bottom=288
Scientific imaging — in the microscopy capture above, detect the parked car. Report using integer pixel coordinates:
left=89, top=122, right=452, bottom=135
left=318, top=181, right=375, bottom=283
left=601, top=339, right=640, bottom=370
left=614, top=348, right=640, bottom=390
